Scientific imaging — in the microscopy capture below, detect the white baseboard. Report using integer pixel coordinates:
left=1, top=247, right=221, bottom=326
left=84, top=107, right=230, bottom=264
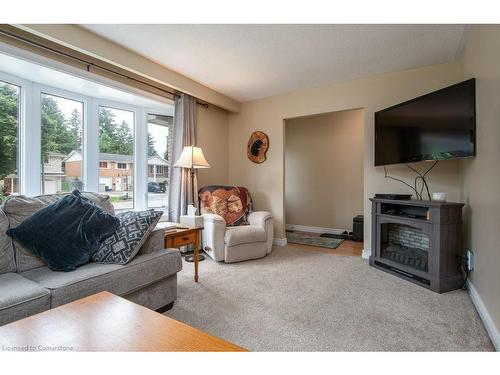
left=361, top=249, right=371, bottom=259
left=467, top=280, right=499, bottom=351
left=286, top=224, right=348, bottom=235
left=273, top=238, right=287, bottom=247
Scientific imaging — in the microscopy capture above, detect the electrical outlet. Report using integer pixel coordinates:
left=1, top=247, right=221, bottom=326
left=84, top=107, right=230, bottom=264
left=467, top=250, right=474, bottom=272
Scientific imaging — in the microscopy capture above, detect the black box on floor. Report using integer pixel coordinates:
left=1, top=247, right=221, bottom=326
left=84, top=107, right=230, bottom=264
left=353, top=215, right=364, bottom=241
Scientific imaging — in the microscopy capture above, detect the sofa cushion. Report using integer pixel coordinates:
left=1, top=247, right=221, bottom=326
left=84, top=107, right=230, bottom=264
left=35, top=191, right=115, bottom=216
left=21, top=248, right=182, bottom=308
left=2, top=192, right=116, bottom=272
left=138, top=226, right=166, bottom=255
left=2, top=196, right=47, bottom=271
left=93, top=210, right=162, bottom=264
left=6, top=191, right=120, bottom=272
left=0, top=273, right=50, bottom=326
left=0, top=209, right=15, bottom=274
left=224, top=225, right=267, bottom=246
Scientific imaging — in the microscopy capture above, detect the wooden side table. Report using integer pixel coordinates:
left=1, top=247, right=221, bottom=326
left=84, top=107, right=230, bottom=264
left=164, top=227, right=204, bottom=282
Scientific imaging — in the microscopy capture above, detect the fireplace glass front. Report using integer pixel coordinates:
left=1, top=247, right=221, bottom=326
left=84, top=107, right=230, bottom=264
left=380, top=223, right=429, bottom=272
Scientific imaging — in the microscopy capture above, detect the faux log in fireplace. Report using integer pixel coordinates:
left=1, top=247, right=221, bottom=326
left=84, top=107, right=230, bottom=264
left=369, top=198, right=465, bottom=293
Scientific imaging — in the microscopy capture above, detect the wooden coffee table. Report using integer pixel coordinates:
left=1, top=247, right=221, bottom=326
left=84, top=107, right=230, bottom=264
left=0, top=292, right=246, bottom=352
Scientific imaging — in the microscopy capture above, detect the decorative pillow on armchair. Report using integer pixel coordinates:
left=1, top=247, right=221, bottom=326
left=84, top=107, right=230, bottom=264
left=92, top=209, right=162, bottom=264
left=198, top=185, right=253, bottom=226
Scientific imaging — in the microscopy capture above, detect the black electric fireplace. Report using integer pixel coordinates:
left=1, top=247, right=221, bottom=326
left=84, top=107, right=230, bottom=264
left=369, top=198, right=465, bottom=293
left=380, top=223, right=429, bottom=273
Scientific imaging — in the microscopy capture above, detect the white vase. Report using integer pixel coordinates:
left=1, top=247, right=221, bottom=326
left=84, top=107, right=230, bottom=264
left=432, top=192, right=447, bottom=202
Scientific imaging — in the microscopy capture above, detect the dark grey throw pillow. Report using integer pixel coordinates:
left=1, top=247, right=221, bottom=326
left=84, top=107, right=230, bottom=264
left=6, top=190, right=120, bottom=272
left=92, top=209, right=162, bottom=264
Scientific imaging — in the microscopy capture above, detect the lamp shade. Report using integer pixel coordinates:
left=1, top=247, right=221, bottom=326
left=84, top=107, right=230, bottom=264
left=174, top=146, right=211, bottom=169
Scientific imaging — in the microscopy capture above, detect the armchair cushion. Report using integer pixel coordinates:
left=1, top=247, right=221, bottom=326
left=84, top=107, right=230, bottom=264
left=224, top=226, right=267, bottom=246
left=199, top=185, right=252, bottom=226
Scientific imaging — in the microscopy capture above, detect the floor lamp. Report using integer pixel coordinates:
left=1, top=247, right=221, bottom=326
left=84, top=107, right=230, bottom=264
left=174, top=145, right=211, bottom=261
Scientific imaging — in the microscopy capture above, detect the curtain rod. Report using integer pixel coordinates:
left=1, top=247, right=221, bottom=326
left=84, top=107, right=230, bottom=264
left=0, top=29, right=209, bottom=108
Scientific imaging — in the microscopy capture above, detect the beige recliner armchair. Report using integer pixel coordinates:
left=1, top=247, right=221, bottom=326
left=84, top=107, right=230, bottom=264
left=199, top=186, right=273, bottom=263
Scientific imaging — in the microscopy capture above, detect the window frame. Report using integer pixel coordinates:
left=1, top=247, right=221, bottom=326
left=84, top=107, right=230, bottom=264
left=116, top=162, right=128, bottom=170
left=156, top=165, right=166, bottom=175
left=145, top=109, right=173, bottom=211
left=97, top=101, right=139, bottom=211
left=0, top=71, right=33, bottom=196
left=37, top=85, right=87, bottom=195
left=0, top=68, right=173, bottom=212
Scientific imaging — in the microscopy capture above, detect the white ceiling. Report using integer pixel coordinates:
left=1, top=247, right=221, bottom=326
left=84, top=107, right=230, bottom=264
left=0, top=52, right=172, bottom=112
left=81, top=24, right=468, bottom=102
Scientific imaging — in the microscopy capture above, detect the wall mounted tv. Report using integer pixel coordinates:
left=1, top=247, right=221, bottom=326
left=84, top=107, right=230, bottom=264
left=375, top=79, right=476, bottom=166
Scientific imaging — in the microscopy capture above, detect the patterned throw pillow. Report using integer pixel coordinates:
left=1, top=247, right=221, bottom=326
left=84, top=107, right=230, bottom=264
left=92, top=210, right=162, bottom=265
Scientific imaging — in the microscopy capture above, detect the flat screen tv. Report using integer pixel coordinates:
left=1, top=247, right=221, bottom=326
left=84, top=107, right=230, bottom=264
left=375, top=79, right=476, bottom=166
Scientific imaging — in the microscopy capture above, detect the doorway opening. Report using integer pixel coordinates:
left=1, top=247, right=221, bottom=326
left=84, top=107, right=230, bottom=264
left=284, top=108, right=364, bottom=256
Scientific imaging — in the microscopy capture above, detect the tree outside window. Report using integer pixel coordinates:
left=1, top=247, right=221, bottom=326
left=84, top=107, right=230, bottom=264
left=98, top=106, right=135, bottom=210
left=0, top=81, right=20, bottom=198
left=40, top=93, right=83, bottom=194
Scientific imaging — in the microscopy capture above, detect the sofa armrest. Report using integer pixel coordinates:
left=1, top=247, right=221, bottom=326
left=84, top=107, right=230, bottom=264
left=248, top=211, right=274, bottom=254
left=202, top=214, right=226, bottom=261
left=138, top=227, right=166, bottom=255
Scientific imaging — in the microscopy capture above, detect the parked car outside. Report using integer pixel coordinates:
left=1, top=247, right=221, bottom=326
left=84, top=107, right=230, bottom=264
left=148, top=182, right=166, bottom=193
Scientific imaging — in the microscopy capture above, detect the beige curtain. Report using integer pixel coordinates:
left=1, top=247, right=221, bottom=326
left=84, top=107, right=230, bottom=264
left=168, top=93, right=198, bottom=222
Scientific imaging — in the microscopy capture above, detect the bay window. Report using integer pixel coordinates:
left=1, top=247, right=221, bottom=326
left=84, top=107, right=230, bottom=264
left=0, top=53, right=174, bottom=212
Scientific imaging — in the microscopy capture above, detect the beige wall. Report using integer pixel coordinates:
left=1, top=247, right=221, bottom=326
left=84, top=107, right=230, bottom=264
left=197, top=105, right=229, bottom=188
left=460, top=25, right=500, bottom=340
left=228, top=61, right=463, bottom=243
left=285, top=109, right=364, bottom=230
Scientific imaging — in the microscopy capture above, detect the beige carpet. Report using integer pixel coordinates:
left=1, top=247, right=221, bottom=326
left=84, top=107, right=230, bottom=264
left=165, top=245, right=493, bottom=351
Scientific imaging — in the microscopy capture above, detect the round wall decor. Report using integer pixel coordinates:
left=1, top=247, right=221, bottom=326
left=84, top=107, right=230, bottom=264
left=247, top=131, right=269, bottom=163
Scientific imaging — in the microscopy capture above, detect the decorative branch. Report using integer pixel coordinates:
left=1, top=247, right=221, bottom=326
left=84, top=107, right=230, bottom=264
left=383, top=161, right=439, bottom=201
left=384, top=166, right=422, bottom=199
left=405, top=161, right=438, bottom=201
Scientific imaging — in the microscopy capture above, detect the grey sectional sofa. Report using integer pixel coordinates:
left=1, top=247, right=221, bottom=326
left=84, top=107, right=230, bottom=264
left=0, top=192, right=182, bottom=326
